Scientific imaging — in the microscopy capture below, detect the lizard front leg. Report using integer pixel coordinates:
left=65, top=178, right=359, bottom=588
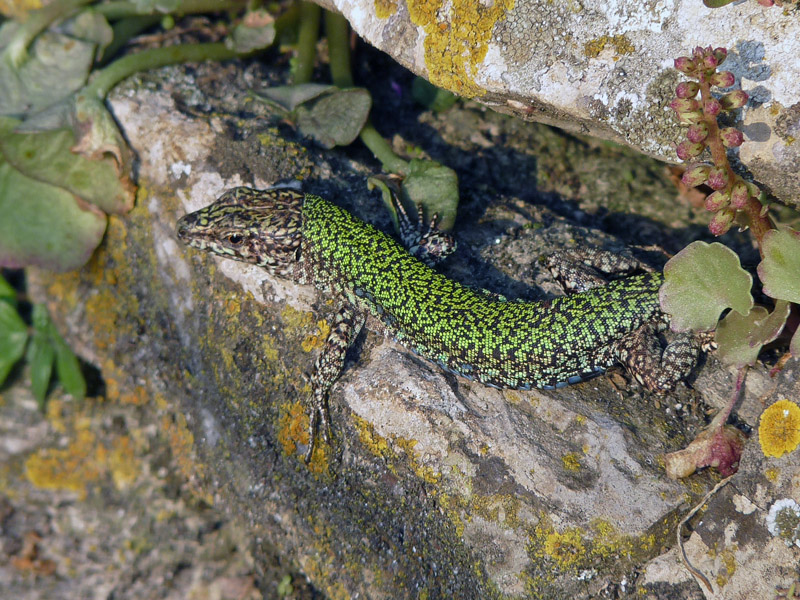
left=306, top=303, right=366, bottom=462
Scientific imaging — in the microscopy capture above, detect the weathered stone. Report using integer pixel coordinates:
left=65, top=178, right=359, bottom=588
left=25, top=62, right=796, bottom=598
left=318, top=0, right=800, bottom=208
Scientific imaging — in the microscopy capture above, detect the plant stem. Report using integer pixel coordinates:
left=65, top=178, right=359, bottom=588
left=86, top=42, right=243, bottom=98
left=95, top=0, right=246, bottom=20
left=293, top=1, right=321, bottom=85
left=325, top=10, right=352, bottom=88
left=99, top=15, right=162, bottom=65
left=699, top=78, right=772, bottom=248
left=360, top=124, right=410, bottom=175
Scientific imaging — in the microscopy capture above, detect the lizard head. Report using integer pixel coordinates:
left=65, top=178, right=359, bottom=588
left=176, top=186, right=304, bottom=277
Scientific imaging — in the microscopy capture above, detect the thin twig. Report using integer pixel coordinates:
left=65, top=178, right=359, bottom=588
left=678, top=474, right=735, bottom=593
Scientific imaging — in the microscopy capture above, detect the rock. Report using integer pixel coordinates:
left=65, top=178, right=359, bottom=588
left=27, top=61, right=794, bottom=598
left=318, top=0, right=800, bottom=207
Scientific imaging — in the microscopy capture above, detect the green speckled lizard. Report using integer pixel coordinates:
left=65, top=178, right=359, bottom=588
left=176, top=187, right=701, bottom=461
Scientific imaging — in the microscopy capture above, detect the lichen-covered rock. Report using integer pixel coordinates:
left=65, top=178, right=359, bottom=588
left=27, top=62, right=795, bottom=598
left=318, top=0, right=800, bottom=207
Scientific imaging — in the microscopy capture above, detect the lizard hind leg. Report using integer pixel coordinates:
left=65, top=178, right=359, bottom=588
left=544, top=247, right=653, bottom=293
left=306, top=304, right=366, bottom=462
left=613, top=325, right=701, bottom=393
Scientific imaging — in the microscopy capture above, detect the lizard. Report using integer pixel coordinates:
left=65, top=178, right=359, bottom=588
left=176, top=186, right=702, bottom=461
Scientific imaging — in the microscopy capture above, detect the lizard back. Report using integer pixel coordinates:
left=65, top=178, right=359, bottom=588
left=301, top=194, right=665, bottom=390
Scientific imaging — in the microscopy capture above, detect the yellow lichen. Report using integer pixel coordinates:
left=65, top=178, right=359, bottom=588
left=302, top=319, right=331, bottom=353
left=543, top=528, right=586, bottom=569
left=584, top=34, right=635, bottom=60
left=407, top=0, right=514, bottom=99
left=759, top=399, right=800, bottom=458
left=561, top=452, right=581, bottom=471
left=374, top=0, right=398, bottom=19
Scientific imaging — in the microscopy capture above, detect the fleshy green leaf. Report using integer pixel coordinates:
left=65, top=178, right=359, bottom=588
left=715, top=302, right=788, bottom=368
left=0, top=116, right=134, bottom=215
left=0, top=21, right=94, bottom=118
left=53, top=333, right=86, bottom=401
left=399, top=159, right=459, bottom=231
left=758, top=227, right=800, bottom=304
left=0, top=300, right=28, bottom=385
left=296, top=88, right=371, bottom=149
left=28, top=329, right=55, bottom=406
left=253, top=84, right=334, bottom=113
left=660, top=241, right=753, bottom=332
left=0, top=159, right=107, bottom=271
left=0, top=273, right=16, bottom=305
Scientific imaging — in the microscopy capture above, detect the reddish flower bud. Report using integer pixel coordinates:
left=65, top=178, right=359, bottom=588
left=702, top=54, right=719, bottom=70
left=675, top=81, right=700, bottom=99
left=704, top=98, right=722, bottom=117
left=730, top=181, right=750, bottom=209
left=692, top=46, right=707, bottom=60
left=687, top=123, right=709, bottom=143
left=757, top=0, right=775, bottom=5
left=674, top=56, right=696, bottom=74
left=669, top=98, right=700, bottom=114
left=681, top=163, right=711, bottom=187
left=676, top=140, right=706, bottom=161
left=720, top=127, right=744, bottom=148
left=721, top=90, right=748, bottom=109
left=713, top=48, right=728, bottom=65
left=707, top=166, right=729, bottom=190
left=705, top=190, right=731, bottom=212
left=710, top=71, right=735, bottom=88
left=709, top=208, right=735, bottom=236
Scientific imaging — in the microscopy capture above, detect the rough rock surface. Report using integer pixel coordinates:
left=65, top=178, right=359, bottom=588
left=20, top=58, right=800, bottom=599
left=316, top=0, right=800, bottom=207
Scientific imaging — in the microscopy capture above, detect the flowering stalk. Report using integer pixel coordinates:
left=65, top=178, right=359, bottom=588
left=669, top=46, right=772, bottom=247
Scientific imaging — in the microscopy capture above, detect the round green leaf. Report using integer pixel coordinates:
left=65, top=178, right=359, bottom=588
left=758, top=227, right=800, bottom=304
left=296, top=88, right=372, bottom=149
left=400, top=159, right=460, bottom=231
left=0, top=160, right=107, bottom=271
left=660, top=241, right=753, bottom=332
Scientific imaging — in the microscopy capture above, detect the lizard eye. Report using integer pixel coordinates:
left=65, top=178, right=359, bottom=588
left=227, top=234, right=244, bottom=245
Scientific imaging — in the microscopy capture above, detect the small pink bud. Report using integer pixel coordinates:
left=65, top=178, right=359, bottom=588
left=681, top=163, right=711, bottom=187
left=713, top=48, right=728, bottom=66
left=720, top=127, right=744, bottom=148
left=710, top=71, right=735, bottom=88
left=702, top=54, right=719, bottom=70
left=709, top=208, right=735, bottom=236
left=705, top=190, right=731, bottom=212
left=687, top=123, right=709, bottom=143
left=757, top=0, right=775, bottom=5
left=669, top=98, right=700, bottom=114
left=730, top=181, right=750, bottom=209
left=674, top=56, right=696, bottom=74
left=721, top=90, right=748, bottom=109
left=704, top=98, right=722, bottom=117
left=692, top=46, right=707, bottom=60
left=678, top=110, right=705, bottom=125
left=675, top=81, right=700, bottom=99
left=676, top=140, right=705, bottom=161
left=706, top=166, right=729, bottom=190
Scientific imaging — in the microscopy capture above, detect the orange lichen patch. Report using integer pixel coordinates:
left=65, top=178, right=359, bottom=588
left=277, top=401, right=310, bottom=456
left=25, top=428, right=105, bottom=500
left=374, top=0, right=398, bottom=19
left=759, top=399, right=800, bottom=458
left=407, top=0, right=514, bottom=98
left=119, top=386, right=150, bottom=406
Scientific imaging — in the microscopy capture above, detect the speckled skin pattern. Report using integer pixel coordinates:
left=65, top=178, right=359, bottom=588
left=177, top=187, right=699, bottom=458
